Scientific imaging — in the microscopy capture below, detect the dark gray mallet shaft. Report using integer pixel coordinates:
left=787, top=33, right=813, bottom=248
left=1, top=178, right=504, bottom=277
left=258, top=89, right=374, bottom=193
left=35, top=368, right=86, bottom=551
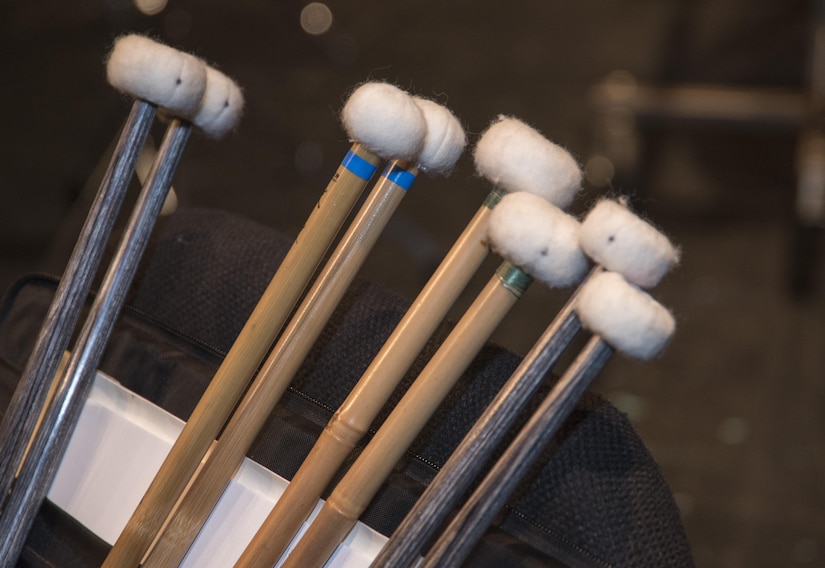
left=421, top=335, right=614, bottom=568
left=0, top=119, right=191, bottom=568
left=0, top=100, right=155, bottom=506
left=371, top=298, right=585, bottom=568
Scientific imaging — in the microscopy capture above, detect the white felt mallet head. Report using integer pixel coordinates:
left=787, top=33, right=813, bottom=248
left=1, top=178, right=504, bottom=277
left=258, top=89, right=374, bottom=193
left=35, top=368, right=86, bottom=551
left=575, top=270, right=675, bottom=360
left=341, top=82, right=427, bottom=161
left=579, top=199, right=680, bottom=288
left=474, top=116, right=582, bottom=208
left=487, top=191, right=588, bottom=288
left=106, top=34, right=207, bottom=119
left=412, top=98, right=466, bottom=175
left=192, top=66, right=245, bottom=139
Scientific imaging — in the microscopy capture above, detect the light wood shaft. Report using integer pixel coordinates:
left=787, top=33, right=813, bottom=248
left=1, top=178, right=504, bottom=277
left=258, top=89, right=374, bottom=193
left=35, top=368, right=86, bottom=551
left=142, top=165, right=414, bottom=568
left=331, top=276, right=521, bottom=515
left=371, top=269, right=601, bottom=567
left=337, top=204, right=492, bottom=429
left=284, top=272, right=523, bottom=568
left=280, top=498, right=358, bottom=568
left=102, top=143, right=379, bottom=568
left=237, top=203, right=494, bottom=568
left=234, top=427, right=353, bottom=567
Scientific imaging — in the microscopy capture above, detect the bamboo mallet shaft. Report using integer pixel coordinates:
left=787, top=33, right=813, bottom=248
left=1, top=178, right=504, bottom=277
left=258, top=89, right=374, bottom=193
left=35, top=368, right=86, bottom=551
left=88, top=65, right=257, bottom=568
left=234, top=191, right=498, bottom=568
left=104, top=144, right=379, bottom=568
left=141, top=90, right=467, bottom=568
left=102, top=143, right=380, bottom=568
left=416, top=193, right=682, bottom=565
left=108, top=79, right=430, bottom=568
left=141, top=163, right=418, bottom=568
left=279, top=263, right=531, bottom=568
left=239, top=115, right=585, bottom=568
left=281, top=190, right=590, bottom=568
left=375, top=195, right=682, bottom=566
left=369, top=283, right=586, bottom=567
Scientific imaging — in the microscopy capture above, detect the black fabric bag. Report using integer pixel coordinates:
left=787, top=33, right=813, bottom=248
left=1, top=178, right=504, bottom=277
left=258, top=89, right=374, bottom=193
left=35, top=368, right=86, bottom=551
left=0, top=208, right=694, bottom=567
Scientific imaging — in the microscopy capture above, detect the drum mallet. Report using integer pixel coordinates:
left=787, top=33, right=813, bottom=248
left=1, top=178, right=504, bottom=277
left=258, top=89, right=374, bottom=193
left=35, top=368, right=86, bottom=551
left=421, top=269, right=676, bottom=567
left=236, top=116, right=583, bottom=568
left=140, top=94, right=463, bottom=568
left=372, top=196, right=680, bottom=566
left=280, top=192, right=589, bottom=568
left=0, top=41, right=244, bottom=567
left=0, top=33, right=205, bottom=508
left=104, top=80, right=425, bottom=568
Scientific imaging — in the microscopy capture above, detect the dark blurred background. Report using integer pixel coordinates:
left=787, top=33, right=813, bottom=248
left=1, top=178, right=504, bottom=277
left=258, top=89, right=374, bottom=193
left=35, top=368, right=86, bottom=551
left=1, top=1, right=823, bottom=566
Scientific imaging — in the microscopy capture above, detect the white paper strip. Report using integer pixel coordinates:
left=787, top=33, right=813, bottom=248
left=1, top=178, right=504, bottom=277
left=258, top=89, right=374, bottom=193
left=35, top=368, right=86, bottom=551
left=47, top=371, right=387, bottom=567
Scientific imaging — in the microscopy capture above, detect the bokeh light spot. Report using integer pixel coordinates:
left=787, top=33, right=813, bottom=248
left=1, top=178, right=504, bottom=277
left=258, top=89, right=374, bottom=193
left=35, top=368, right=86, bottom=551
left=300, top=3, right=333, bottom=35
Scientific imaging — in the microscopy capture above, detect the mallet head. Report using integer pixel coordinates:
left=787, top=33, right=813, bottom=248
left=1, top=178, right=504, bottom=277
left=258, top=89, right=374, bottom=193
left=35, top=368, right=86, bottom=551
left=341, top=82, right=427, bottom=161
left=106, top=34, right=207, bottom=119
left=488, top=191, right=588, bottom=288
left=192, top=66, right=245, bottom=139
left=579, top=199, right=680, bottom=288
left=474, top=116, right=582, bottom=208
left=412, top=97, right=466, bottom=175
left=575, top=270, right=676, bottom=360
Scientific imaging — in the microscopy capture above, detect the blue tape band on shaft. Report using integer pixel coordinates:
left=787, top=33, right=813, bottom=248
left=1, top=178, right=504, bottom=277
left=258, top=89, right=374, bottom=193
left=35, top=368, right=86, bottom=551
left=342, top=150, right=378, bottom=181
left=384, top=164, right=416, bottom=190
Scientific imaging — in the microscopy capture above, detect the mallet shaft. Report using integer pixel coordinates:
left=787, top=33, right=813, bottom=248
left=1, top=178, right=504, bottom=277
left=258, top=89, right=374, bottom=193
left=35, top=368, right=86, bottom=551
left=371, top=300, right=585, bottom=567
left=0, top=101, right=155, bottom=505
left=141, top=162, right=417, bottom=568
left=0, top=118, right=190, bottom=567
left=236, top=190, right=502, bottom=568
left=281, top=262, right=531, bottom=568
left=102, top=143, right=380, bottom=568
left=422, top=336, right=614, bottom=568
left=412, top=195, right=679, bottom=566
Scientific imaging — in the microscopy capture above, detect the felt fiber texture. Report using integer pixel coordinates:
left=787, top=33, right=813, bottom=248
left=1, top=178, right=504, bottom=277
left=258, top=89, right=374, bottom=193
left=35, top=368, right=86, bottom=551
left=106, top=34, right=207, bottom=119
left=487, top=192, right=588, bottom=288
left=579, top=199, right=680, bottom=288
left=192, top=66, right=244, bottom=139
left=341, top=82, right=426, bottom=160
left=575, top=270, right=675, bottom=360
left=473, top=116, right=581, bottom=208
left=411, top=98, right=466, bottom=175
